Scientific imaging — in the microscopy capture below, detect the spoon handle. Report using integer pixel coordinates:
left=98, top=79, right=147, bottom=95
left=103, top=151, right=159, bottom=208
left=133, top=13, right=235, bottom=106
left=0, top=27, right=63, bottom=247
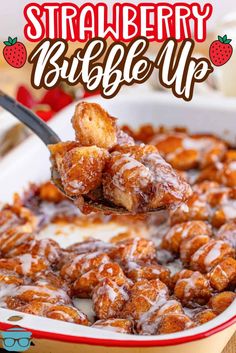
left=0, top=90, right=61, bottom=145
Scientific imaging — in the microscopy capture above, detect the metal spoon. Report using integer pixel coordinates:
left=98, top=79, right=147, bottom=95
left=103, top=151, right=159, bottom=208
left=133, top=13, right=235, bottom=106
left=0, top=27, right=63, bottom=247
left=0, top=90, right=166, bottom=215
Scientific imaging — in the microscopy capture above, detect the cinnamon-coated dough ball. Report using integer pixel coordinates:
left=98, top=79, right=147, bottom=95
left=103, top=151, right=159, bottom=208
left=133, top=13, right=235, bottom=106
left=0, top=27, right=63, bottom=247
left=92, top=319, right=133, bottom=334
left=208, top=257, right=236, bottom=291
left=174, top=270, right=212, bottom=305
left=122, top=279, right=169, bottom=320
left=162, top=221, right=211, bottom=253
left=72, top=102, right=117, bottom=149
left=190, top=240, right=235, bottom=273
left=208, top=292, right=236, bottom=315
left=92, top=278, right=129, bottom=319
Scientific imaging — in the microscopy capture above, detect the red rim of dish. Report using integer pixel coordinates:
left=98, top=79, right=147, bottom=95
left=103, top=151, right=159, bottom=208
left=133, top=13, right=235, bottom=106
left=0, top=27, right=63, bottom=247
left=0, top=315, right=235, bottom=347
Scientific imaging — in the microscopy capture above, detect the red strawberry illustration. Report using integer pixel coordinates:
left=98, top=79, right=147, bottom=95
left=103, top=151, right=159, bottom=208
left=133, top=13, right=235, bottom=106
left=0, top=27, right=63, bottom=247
left=3, top=36, right=27, bottom=68
left=209, top=34, right=233, bottom=66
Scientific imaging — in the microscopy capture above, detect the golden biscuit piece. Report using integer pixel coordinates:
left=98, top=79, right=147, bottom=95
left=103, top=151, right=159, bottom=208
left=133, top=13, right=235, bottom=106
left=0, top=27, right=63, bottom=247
left=170, top=193, right=210, bottom=226
left=122, top=279, right=169, bottom=321
left=9, top=196, right=38, bottom=232
left=39, top=182, right=65, bottom=203
left=92, top=319, right=133, bottom=334
left=103, top=145, right=192, bottom=212
left=110, top=230, right=137, bottom=244
left=200, top=138, right=226, bottom=169
left=194, top=309, right=216, bottom=325
left=157, top=313, right=195, bottom=334
left=208, top=292, right=236, bottom=315
left=216, top=221, right=236, bottom=249
left=0, top=228, right=34, bottom=256
left=121, top=124, right=156, bottom=144
left=172, top=269, right=194, bottom=285
left=73, top=262, right=129, bottom=298
left=46, top=304, right=90, bottom=325
left=208, top=258, right=236, bottom=291
left=211, top=209, right=229, bottom=229
left=193, top=181, right=221, bottom=195
left=6, top=239, right=61, bottom=265
left=152, top=133, right=226, bottom=171
left=224, top=150, right=236, bottom=162
left=11, top=284, right=71, bottom=305
left=167, top=146, right=199, bottom=170
left=152, top=133, right=198, bottom=170
left=0, top=206, right=37, bottom=236
left=162, top=221, right=211, bottom=253
left=137, top=299, right=184, bottom=335
left=125, top=261, right=171, bottom=287
left=170, top=182, right=234, bottom=226
left=103, top=152, right=154, bottom=212
left=18, top=301, right=51, bottom=316
left=212, top=193, right=236, bottom=228
left=93, top=278, right=129, bottom=319
left=206, top=188, right=230, bottom=208
left=190, top=240, right=235, bottom=273
left=30, top=239, right=61, bottom=264
left=48, top=141, right=80, bottom=171
left=0, top=254, right=49, bottom=278
left=157, top=300, right=184, bottom=317
left=60, top=252, right=110, bottom=282
left=210, top=188, right=236, bottom=228
left=136, top=148, right=192, bottom=210
left=72, top=102, right=117, bottom=149
left=109, top=237, right=156, bottom=264
left=116, top=130, right=135, bottom=147
left=180, top=234, right=211, bottom=265
left=5, top=242, right=32, bottom=258
left=5, top=297, right=29, bottom=311
left=112, top=144, right=157, bottom=160
left=152, top=133, right=185, bottom=155
left=174, top=270, right=212, bottom=305
left=0, top=270, right=24, bottom=286
left=0, top=282, right=23, bottom=310
left=34, top=271, right=70, bottom=293
left=0, top=209, right=19, bottom=234
left=72, top=268, right=98, bottom=298
left=198, top=161, right=236, bottom=187
left=58, top=146, right=109, bottom=197
left=97, top=262, right=129, bottom=286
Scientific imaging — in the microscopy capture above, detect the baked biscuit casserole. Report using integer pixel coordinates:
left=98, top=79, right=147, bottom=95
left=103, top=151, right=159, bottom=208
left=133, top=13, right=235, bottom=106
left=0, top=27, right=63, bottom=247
left=0, top=120, right=235, bottom=336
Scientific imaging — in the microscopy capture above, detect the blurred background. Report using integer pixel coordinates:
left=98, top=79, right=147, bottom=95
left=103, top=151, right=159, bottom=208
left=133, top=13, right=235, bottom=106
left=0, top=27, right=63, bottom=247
left=0, top=0, right=236, bottom=156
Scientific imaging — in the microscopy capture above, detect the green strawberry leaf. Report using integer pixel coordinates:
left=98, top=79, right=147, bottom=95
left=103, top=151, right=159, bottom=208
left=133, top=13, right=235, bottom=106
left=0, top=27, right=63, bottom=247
left=12, top=38, right=17, bottom=44
left=8, top=36, right=13, bottom=43
left=3, top=41, right=12, bottom=46
left=218, top=34, right=232, bottom=43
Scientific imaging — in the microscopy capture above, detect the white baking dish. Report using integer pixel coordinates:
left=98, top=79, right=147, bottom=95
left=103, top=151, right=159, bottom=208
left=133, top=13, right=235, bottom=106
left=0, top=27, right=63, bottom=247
left=0, top=91, right=235, bottom=353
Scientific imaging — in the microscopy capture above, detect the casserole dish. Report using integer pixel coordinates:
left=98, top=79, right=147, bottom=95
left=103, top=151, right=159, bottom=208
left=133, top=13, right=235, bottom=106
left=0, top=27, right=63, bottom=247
left=0, top=91, right=235, bottom=353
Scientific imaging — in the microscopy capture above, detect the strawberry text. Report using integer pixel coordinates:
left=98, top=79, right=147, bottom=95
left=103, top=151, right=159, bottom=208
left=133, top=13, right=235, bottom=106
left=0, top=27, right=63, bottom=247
left=24, top=2, right=212, bottom=43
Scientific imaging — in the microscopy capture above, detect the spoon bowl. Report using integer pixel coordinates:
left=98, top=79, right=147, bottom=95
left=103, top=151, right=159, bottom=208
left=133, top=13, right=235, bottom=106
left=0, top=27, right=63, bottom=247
left=51, top=167, right=166, bottom=215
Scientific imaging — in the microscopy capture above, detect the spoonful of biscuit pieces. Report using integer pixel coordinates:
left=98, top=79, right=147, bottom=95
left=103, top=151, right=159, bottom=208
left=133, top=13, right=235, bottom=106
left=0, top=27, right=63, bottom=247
left=0, top=90, right=191, bottom=214
left=49, top=102, right=192, bottom=214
